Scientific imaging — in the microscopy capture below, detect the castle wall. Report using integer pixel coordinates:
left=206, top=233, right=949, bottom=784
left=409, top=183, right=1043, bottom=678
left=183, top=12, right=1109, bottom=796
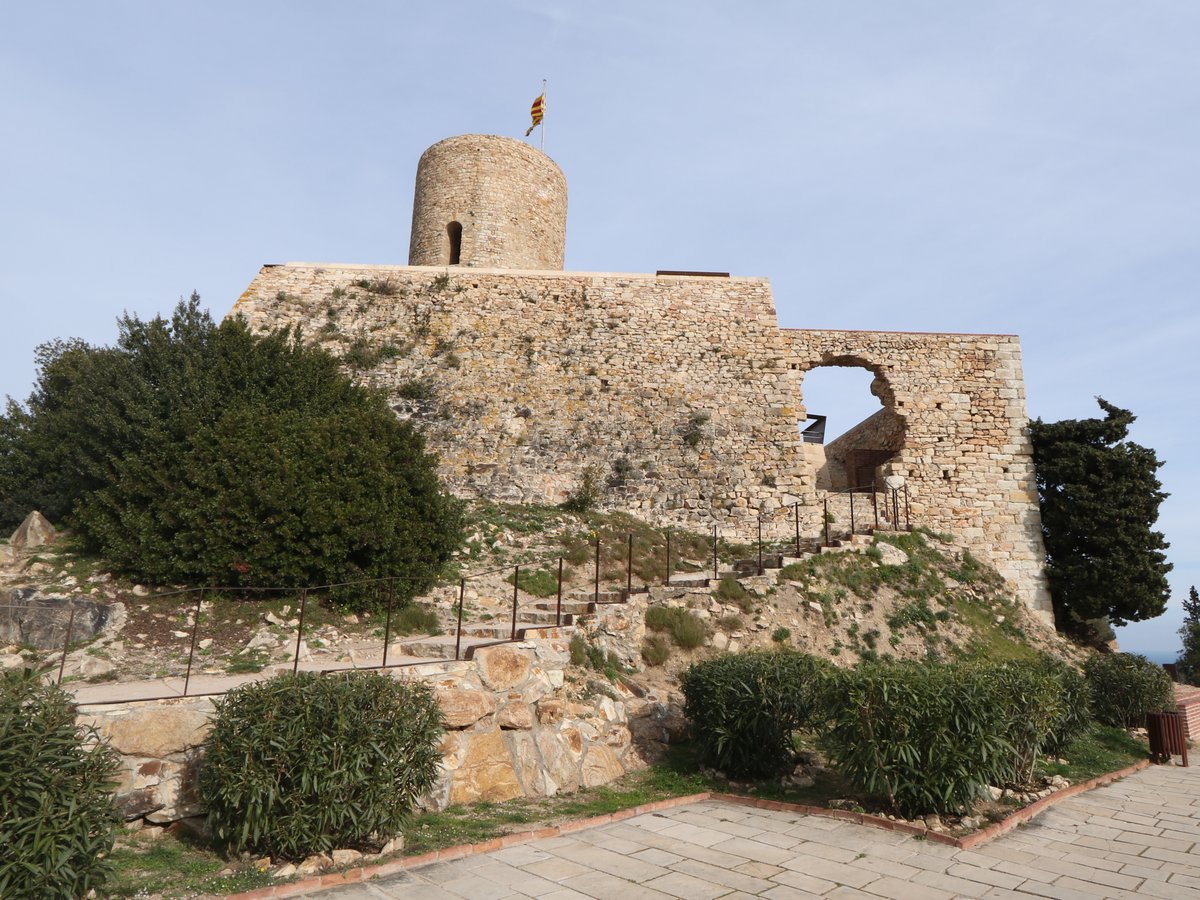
left=230, top=265, right=1051, bottom=622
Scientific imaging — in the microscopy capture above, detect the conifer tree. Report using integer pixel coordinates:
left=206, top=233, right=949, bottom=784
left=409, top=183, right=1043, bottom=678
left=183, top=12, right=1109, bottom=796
left=1029, top=398, right=1171, bottom=636
left=1178, top=586, right=1200, bottom=685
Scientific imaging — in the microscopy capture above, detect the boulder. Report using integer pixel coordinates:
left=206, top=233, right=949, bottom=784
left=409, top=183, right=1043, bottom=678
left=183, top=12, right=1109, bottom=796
left=876, top=542, right=909, bottom=566
left=447, top=730, right=523, bottom=806
left=10, top=511, right=57, bottom=551
left=99, top=705, right=212, bottom=758
left=496, top=701, right=534, bottom=730
left=0, top=588, right=122, bottom=650
left=436, top=688, right=497, bottom=728
left=475, top=645, right=532, bottom=691
left=580, top=743, right=626, bottom=787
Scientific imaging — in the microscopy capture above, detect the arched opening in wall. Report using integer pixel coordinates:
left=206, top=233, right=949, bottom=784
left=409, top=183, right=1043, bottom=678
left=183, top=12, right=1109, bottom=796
left=446, top=221, right=462, bottom=265
left=798, top=362, right=905, bottom=492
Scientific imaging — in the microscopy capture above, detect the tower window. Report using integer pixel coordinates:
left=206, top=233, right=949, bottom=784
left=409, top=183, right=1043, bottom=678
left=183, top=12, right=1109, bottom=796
left=447, top=221, right=462, bottom=265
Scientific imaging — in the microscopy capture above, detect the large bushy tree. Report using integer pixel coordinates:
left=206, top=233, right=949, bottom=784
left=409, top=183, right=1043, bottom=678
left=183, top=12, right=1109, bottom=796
left=0, top=296, right=461, bottom=602
left=1178, top=586, right=1200, bottom=685
left=1029, top=398, right=1171, bottom=635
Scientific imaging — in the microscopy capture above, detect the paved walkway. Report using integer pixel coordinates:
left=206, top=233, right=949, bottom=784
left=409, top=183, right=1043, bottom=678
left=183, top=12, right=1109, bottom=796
left=305, top=763, right=1199, bottom=899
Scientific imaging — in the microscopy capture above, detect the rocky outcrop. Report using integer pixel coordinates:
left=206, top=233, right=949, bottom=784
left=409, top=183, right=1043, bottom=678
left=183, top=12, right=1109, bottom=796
left=10, top=511, right=57, bottom=551
left=0, top=588, right=124, bottom=650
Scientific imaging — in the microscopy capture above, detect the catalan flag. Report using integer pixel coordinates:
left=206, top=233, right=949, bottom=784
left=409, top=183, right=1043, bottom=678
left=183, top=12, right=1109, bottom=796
left=525, top=91, right=545, bottom=136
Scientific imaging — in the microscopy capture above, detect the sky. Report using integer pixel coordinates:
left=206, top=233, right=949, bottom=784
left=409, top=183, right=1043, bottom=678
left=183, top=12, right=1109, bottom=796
left=2, top=1, right=1197, bottom=657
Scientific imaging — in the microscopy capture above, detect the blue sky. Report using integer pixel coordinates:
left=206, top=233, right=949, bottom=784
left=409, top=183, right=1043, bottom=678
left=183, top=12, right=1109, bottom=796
left=2, top=2, right=1196, bottom=656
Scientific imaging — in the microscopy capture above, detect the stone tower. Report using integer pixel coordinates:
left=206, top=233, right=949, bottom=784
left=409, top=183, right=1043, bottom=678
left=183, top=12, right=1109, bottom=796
left=408, top=134, right=567, bottom=270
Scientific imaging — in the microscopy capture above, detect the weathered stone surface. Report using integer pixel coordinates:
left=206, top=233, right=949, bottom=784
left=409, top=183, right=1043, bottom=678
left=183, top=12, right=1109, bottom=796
left=535, top=729, right=581, bottom=794
left=496, top=700, right=533, bottom=730
left=581, top=743, right=626, bottom=787
left=506, top=731, right=558, bottom=797
left=232, top=257, right=1054, bottom=621
left=99, top=706, right=211, bottom=758
left=0, top=589, right=121, bottom=650
left=447, top=730, right=523, bottom=806
left=10, top=511, right=57, bottom=550
left=436, top=688, right=497, bottom=728
left=536, top=698, right=564, bottom=725
left=876, top=542, right=909, bottom=566
left=474, top=645, right=532, bottom=691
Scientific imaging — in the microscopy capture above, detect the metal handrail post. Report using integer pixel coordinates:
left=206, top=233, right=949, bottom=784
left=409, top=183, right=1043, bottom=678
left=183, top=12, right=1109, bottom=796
left=555, top=557, right=564, bottom=626
left=511, top=565, right=520, bottom=640
left=594, top=538, right=600, bottom=604
left=626, top=532, right=633, bottom=597
left=850, top=490, right=856, bottom=536
left=454, top=579, right=465, bottom=660
left=57, top=606, right=76, bottom=685
left=664, top=528, right=672, bottom=586
left=824, top=497, right=830, bottom=546
left=757, top=515, right=763, bottom=575
left=794, top=503, right=800, bottom=556
left=292, top=589, right=308, bottom=675
left=183, top=591, right=203, bottom=696
left=381, top=578, right=395, bottom=668
left=712, top=524, right=718, bottom=581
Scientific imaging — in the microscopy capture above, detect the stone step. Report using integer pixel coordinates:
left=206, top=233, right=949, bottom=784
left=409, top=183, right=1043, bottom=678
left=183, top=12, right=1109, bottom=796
left=391, top=634, right=503, bottom=660
left=531, top=600, right=591, bottom=616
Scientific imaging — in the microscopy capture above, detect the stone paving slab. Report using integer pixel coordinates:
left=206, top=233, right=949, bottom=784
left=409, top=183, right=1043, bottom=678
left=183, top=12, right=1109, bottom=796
left=294, top=763, right=1199, bottom=899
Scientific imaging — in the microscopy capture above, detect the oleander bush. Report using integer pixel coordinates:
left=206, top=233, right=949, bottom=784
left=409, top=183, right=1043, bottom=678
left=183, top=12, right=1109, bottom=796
left=821, top=660, right=1011, bottom=817
left=974, top=660, right=1066, bottom=785
left=1036, top=657, right=1093, bottom=758
left=200, top=672, right=444, bottom=860
left=0, top=669, right=121, bottom=898
left=681, top=651, right=834, bottom=778
left=1084, top=652, right=1175, bottom=728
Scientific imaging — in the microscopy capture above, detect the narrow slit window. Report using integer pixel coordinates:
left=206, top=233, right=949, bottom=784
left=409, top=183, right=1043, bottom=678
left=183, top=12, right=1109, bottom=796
left=447, top=221, right=462, bottom=265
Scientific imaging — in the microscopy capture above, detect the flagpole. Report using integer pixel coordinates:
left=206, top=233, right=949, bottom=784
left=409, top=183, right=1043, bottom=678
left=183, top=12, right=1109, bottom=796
left=541, top=78, right=547, bottom=152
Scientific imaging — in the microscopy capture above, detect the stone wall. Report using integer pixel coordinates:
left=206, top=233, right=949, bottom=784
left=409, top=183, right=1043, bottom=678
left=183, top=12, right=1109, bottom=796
left=229, top=264, right=1052, bottom=622
left=77, top=640, right=643, bottom=826
left=819, top=408, right=906, bottom=491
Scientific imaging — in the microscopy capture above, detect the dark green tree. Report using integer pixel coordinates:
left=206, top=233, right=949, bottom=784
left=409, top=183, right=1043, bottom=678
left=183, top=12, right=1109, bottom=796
left=1177, top=586, right=1200, bottom=685
left=1029, top=399, right=1171, bottom=636
left=0, top=296, right=462, bottom=603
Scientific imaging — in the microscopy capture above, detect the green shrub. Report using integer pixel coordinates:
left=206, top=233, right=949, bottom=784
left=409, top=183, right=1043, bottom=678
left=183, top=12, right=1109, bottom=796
left=0, top=298, right=463, bottom=606
left=1084, top=653, right=1175, bottom=728
left=715, top=575, right=753, bottom=613
left=682, top=651, right=833, bottom=778
left=0, top=669, right=121, bottom=898
left=201, top=672, right=444, bottom=860
left=973, top=660, right=1065, bottom=785
left=645, top=605, right=708, bottom=649
left=821, top=661, right=1011, bottom=817
left=392, top=603, right=442, bottom=636
left=507, top=566, right=560, bottom=598
left=1033, top=657, right=1092, bottom=758
left=641, top=634, right=671, bottom=666
left=771, top=626, right=791, bottom=644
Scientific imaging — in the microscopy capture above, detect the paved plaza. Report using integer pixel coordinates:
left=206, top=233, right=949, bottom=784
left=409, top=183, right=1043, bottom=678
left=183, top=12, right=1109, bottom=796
left=305, top=763, right=1198, bottom=899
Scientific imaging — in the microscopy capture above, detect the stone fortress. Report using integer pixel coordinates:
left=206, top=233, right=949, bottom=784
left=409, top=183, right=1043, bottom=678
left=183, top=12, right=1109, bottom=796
left=231, top=133, right=1053, bottom=623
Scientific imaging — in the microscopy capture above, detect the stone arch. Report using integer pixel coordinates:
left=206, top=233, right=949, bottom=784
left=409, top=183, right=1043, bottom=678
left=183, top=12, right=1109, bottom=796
left=795, top=354, right=906, bottom=492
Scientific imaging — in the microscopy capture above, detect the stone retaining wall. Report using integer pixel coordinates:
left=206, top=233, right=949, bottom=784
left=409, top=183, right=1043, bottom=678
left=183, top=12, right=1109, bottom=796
left=77, top=640, right=642, bottom=826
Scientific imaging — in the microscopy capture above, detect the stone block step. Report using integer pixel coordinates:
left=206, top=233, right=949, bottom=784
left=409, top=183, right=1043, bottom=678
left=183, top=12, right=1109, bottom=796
left=391, top=634, right=503, bottom=660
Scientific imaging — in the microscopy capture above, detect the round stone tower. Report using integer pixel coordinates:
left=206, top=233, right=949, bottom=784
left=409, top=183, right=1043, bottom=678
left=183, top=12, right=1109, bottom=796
left=408, top=134, right=567, bottom=270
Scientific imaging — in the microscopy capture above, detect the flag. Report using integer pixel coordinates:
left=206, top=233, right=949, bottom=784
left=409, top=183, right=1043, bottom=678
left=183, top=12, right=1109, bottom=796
left=525, top=92, right=545, bottom=136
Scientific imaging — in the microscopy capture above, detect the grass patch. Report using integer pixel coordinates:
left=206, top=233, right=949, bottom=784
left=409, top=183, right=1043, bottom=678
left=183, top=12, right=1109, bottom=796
left=392, top=603, right=442, bottom=636
left=1038, top=724, right=1149, bottom=783
left=715, top=575, right=754, bottom=613
left=507, top=566, right=560, bottom=598
left=644, top=605, right=708, bottom=649
left=105, top=833, right=275, bottom=898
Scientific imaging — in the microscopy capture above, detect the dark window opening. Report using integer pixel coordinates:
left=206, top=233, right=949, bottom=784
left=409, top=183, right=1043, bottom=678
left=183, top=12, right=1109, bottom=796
left=447, top=221, right=462, bottom=265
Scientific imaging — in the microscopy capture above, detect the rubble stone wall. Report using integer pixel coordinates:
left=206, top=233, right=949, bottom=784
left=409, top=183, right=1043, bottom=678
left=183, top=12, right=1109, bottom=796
left=76, top=640, right=643, bottom=826
left=230, top=264, right=1051, bottom=622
